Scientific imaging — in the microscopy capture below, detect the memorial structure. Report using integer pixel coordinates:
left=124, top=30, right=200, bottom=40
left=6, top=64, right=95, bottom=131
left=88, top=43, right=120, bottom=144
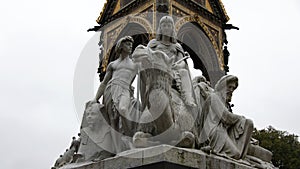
left=52, top=1, right=276, bottom=169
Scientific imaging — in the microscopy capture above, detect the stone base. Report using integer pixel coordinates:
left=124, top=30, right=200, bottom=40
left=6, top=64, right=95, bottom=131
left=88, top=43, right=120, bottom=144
left=60, top=145, right=259, bottom=169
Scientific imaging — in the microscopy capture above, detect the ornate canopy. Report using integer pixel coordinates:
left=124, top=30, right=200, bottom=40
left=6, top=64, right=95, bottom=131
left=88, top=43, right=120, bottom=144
left=95, top=0, right=232, bottom=86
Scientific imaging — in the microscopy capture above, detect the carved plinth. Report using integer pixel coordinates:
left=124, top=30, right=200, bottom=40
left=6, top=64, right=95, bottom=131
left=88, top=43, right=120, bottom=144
left=60, top=145, right=258, bottom=169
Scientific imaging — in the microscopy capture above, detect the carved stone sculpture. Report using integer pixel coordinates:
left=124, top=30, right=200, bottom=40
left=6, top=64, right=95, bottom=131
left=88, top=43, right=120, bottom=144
left=53, top=15, right=276, bottom=168
left=70, top=136, right=80, bottom=154
left=131, top=16, right=197, bottom=148
left=196, top=75, right=254, bottom=160
left=153, top=16, right=196, bottom=107
left=93, top=36, right=138, bottom=153
left=192, top=75, right=214, bottom=108
left=132, top=45, right=180, bottom=145
left=77, top=102, right=114, bottom=162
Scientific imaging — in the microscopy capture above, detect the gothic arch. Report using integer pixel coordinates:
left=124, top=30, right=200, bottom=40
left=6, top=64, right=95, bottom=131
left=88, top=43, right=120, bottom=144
left=175, top=15, right=221, bottom=60
left=177, top=21, right=224, bottom=86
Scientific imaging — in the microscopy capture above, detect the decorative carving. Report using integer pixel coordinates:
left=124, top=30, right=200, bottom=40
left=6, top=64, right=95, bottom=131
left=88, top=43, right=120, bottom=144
left=205, top=25, right=220, bottom=49
left=156, top=0, right=169, bottom=13
left=129, top=16, right=153, bottom=34
left=175, top=15, right=224, bottom=70
left=137, top=6, right=154, bottom=25
left=97, top=0, right=151, bottom=26
left=172, top=5, right=188, bottom=21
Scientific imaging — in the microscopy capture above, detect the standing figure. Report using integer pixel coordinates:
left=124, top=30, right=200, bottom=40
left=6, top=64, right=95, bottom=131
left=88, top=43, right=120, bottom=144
left=197, top=75, right=253, bottom=159
left=93, top=36, right=138, bottom=153
left=147, top=16, right=196, bottom=107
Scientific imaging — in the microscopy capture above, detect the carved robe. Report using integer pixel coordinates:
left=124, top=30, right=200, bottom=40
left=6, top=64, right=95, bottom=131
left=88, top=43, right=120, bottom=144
left=197, top=92, right=249, bottom=159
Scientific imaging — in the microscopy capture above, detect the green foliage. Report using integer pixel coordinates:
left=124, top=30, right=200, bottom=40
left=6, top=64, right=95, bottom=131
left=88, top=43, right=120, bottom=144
left=252, top=126, right=300, bottom=169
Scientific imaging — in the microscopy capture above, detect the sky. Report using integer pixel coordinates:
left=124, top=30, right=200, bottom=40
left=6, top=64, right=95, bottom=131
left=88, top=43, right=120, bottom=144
left=0, top=0, right=299, bottom=169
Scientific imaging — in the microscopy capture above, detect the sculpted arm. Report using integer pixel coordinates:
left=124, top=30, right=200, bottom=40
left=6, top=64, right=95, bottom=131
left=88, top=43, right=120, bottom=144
left=94, top=63, right=113, bottom=101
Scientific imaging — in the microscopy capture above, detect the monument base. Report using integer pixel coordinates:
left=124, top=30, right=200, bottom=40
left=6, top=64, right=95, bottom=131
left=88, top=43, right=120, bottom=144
left=59, top=145, right=268, bottom=169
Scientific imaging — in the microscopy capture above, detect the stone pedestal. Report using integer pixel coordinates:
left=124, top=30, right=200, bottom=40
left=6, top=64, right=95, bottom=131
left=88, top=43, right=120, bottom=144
left=60, top=145, right=258, bottom=169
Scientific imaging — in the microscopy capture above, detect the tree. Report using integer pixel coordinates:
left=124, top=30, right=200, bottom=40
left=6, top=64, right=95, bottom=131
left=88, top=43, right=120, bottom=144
left=252, top=126, right=300, bottom=169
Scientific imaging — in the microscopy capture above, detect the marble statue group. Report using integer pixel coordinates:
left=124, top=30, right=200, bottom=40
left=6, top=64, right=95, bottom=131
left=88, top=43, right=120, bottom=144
left=53, top=15, right=273, bottom=169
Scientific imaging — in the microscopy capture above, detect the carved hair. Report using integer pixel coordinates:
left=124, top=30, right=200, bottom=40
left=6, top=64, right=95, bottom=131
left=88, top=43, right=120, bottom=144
left=214, top=75, right=238, bottom=92
left=115, top=36, right=134, bottom=55
left=156, top=16, right=177, bottom=43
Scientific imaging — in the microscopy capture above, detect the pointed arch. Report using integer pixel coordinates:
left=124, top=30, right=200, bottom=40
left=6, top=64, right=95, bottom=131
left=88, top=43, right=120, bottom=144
left=177, top=21, right=225, bottom=86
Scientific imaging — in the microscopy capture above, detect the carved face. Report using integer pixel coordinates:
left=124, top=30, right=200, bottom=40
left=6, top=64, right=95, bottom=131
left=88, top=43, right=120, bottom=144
left=121, top=41, right=133, bottom=55
left=226, top=82, right=237, bottom=102
left=160, top=22, right=173, bottom=37
left=86, top=110, right=100, bottom=126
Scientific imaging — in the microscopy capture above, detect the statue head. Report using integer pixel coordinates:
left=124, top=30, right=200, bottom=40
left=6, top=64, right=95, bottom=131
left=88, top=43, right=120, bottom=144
left=156, top=16, right=177, bottom=43
left=215, top=75, right=238, bottom=102
left=84, top=102, right=104, bottom=127
left=115, top=36, right=134, bottom=58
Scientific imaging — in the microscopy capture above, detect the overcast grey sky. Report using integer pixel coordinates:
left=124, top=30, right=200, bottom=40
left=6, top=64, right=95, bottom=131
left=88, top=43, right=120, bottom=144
left=0, top=0, right=300, bottom=169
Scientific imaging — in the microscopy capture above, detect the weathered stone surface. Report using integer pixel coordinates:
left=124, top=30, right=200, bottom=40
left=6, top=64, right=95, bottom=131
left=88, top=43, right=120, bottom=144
left=60, top=145, right=259, bottom=169
left=248, top=144, right=273, bottom=162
